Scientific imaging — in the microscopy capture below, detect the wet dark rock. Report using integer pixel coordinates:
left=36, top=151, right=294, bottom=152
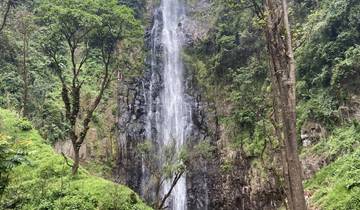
left=301, top=121, right=327, bottom=147
left=115, top=1, right=284, bottom=210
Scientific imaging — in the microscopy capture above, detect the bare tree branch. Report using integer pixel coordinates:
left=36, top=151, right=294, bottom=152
left=157, top=171, right=185, bottom=210
left=77, top=51, right=113, bottom=146
left=61, top=152, right=73, bottom=167
left=48, top=51, right=72, bottom=121
left=0, top=0, right=12, bottom=33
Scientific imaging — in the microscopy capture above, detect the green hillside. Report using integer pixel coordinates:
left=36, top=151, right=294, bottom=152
left=0, top=108, right=151, bottom=210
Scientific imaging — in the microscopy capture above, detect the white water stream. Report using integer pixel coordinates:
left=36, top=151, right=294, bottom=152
left=161, top=0, right=188, bottom=209
left=145, top=0, right=190, bottom=209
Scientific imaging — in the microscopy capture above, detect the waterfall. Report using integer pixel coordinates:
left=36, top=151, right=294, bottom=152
left=160, top=0, right=189, bottom=209
left=145, top=0, right=191, bottom=209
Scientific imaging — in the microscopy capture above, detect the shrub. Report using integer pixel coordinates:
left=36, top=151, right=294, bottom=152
left=54, top=193, right=97, bottom=210
left=15, top=118, right=32, bottom=131
left=0, top=134, right=26, bottom=196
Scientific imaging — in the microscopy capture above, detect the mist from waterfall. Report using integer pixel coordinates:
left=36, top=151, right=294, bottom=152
left=144, top=0, right=190, bottom=210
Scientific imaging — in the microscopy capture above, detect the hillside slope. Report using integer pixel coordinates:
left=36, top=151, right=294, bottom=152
left=303, top=124, right=360, bottom=210
left=0, top=108, right=152, bottom=210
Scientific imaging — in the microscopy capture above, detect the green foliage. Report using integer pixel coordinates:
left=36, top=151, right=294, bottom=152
left=1, top=0, right=143, bottom=146
left=137, top=140, right=186, bottom=179
left=297, top=90, right=340, bottom=129
left=34, top=0, right=143, bottom=150
left=0, top=134, right=26, bottom=196
left=119, top=0, right=146, bottom=19
left=304, top=124, right=360, bottom=209
left=296, top=0, right=360, bottom=94
left=0, top=33, right=22, bottom=109
left=0, top=7, right=67, bottom=143
left=15, top=118, right=32, bottom=131
left=0, top=0, right=359, bottom=208
left=0, top=108, right=151, bottom=210
left=192, top=141, right=215, bottom=160
left=303, top=124, right=360, bottom=161
left=0, top=70, right=22, bottom=108
left=52, top=191, right=97, bottom=210
left=184, top=1, right=271, bottom=160
left=220, top=159, right=234, bottom=173
left=331, top=45, right=360, bottom=94
left=32, top=99, right=68, bottom=144
left=305, top=150, right=360, bottom=210
left=82, top=160, right=113, bottom=179
left=185, top=3, right=360, bottom=209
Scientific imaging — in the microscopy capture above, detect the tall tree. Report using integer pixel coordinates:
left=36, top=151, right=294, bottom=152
left=15, top=10, right=35, bottom=117
left=244, top=0, right=307, bottom=209
left=38, top=0, right=141, bottom=174
left=265, top=0, right=306, bottom=209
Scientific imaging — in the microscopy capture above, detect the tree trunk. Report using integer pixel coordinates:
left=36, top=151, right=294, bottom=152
left=264, top=0, right=307, bottom=209
left=270, top=96, right=293, bottom=209
left=157, top=171, right=184, bottom=210
left=70, top=128, right=80, bottom=175
left=22, top=31, right=29, bottom=117
left=72, top=143, right=80, bottom=175
left=282, top=0, right=307, bottom=209
left=280, top=85, right=306, bottom=210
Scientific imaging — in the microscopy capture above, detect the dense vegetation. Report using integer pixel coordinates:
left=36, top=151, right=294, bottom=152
left=0, top=0, right=359, bottom=209
left=0, top=108, right=151, bottom=209
left=304, top=124, right=360, bottom=209
left=184, top=0, right=360, bottom=209
left=0, top=0, right=148, bottom=209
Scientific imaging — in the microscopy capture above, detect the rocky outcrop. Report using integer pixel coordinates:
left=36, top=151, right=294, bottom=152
left=301, top=152, right=328, bottom=180
left=339, top=94, right=360, bottom=122
left=301, top=121, right=327, bottom=147
left=115, top=77, right=147, bottom=189
left=54, top=121, right=116, bottom=167
left=115, top=1, right=284, bottom=209
left=115, top=3, right=216, bottom=206
left=300, top=94, right=360, bottom=179
left=182, top=0, right=213, bottom=44
left=202, top=139, right=284, bottom=210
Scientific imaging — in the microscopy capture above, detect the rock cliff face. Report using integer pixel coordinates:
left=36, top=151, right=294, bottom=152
left=115, top=77, right=146, bottom=189
left=115, top=2, right=215, bottom=207
left=115, top=1, right=283, bottom=209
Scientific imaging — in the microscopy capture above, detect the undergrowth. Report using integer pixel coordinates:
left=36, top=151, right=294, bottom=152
left=0, top=108, right=151, bottom=210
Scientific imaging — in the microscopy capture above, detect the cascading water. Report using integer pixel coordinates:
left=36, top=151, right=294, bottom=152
left=144, top=0, right=191, bottom=209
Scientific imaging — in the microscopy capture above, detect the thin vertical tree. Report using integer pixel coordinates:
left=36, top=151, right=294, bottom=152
left=15, top=10, right=34, bottom=117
